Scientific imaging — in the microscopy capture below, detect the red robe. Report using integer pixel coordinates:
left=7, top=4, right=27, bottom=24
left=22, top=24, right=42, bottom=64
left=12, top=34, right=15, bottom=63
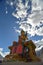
left=16, top=44, right=23, bottom=54
left=12, top=46, right=17, bottom=54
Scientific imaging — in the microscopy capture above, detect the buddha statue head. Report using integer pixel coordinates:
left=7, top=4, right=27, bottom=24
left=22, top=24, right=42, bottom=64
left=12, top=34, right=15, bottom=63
left=21, top=30, right=28, bottom=40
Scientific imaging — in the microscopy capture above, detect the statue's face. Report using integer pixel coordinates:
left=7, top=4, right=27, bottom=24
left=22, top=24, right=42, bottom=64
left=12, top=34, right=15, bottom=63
left=21, top=32, right=25, bottom=35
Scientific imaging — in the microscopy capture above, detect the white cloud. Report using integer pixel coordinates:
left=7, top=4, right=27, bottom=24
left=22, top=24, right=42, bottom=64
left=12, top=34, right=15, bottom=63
left=28, top=11, right=43, bottom=26
left=12, top=0, right=29, bottom=20
left=35, top=46, right=43, bottom=51
left=3, top=52, right=10, bottom=57
left=15, top=29, right=20, bottom=33
left=36, top=27, right=43, bottom=36
left=0, top=48, right=3, bottom=51
left=18, top=21, right=43, bottom=36
left=32, top=0, right=41, bottom=11
left=6, top=0, right=14, bottom=7
left=5, top=7, right=8, bottom=14
left=10, top=1, right=14, bottom=6
left=33, top=39, right=43, bottom=48
left=0, top=48, right=10, bottom=57
left=7, top=0, right=43, bottom=36
left=32, top=0, right=43, bottom=11
left=35, top=39, right=43, bottom=44
left=6, top=10, right=8, bottom=14
left=32, top=39, right=43, bottom=51
left=14, top=0, right=43, bottom=36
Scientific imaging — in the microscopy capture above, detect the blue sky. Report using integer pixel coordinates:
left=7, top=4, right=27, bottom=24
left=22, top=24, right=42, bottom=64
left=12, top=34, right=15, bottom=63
left=0, top=0, right=43, bottom=53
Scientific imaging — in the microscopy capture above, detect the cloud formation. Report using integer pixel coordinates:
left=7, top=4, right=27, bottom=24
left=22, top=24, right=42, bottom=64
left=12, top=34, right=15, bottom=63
left=12, top=0, right=31, bottom=20
left=6, top=0, right=43, bottom=37
left=34, top=39, right=43, bottom=48
left=0, top=48, right=3, bottom=51
left=0, top=48, right=9, bottom=57
left=11, top=0, right=43, bottom=36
